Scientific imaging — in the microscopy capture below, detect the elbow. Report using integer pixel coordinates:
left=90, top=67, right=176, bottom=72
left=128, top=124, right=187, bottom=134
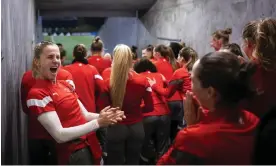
left=84, top=114, right=91, bottom=121
left=52, top=131, right=69, bottom=144
left=53, top=135, right=67, bottom=144
left=55, top=139, right=65, bottom=144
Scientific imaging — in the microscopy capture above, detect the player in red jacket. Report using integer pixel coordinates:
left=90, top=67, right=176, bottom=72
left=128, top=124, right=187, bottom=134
left=133, top=58, right=170, bottom=164
left=158, top=51, right=259, bottom=165
left=64, top=44, right=105, bottom=114
left=63, top=44, right=107, bottom=161
left=177, top=46, right=199, bottom=72
left=149, top=47, right=197, bottom=100
left=21, top=67, right=74, bottom=164
left=97, top=44, right=154, bottom=165
left=88, top=37, right=111, bottom=74
left=148, top=47, right=197, bottom=133
left=240, top=18, right=276, bottom=118
left=102, top=67, right=111, bottom=81
left=151, top=47, right=198, bottom=98
left=25, top=41, right=125, bottom=165
left=153, top=44, right=183, bottom=141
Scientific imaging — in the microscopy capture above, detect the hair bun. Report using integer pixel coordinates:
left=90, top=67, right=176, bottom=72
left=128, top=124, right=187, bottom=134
left=131, top=45, right=137, bottom=52
left=95, top=36, right=100, bottom=42
left=223, top=28, right=232, bottom=35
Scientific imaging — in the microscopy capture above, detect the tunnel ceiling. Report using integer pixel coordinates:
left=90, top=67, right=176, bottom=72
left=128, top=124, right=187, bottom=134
left=36, top=0, right=157, bottom=17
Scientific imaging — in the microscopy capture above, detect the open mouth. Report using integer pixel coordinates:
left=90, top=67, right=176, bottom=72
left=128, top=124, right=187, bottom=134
left=50, top=67, right=58, bottom=74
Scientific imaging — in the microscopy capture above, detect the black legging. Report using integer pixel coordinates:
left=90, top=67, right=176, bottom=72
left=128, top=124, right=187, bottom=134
left=167, top=100, right=185, bottom=142
left=140, top=115, right=170, bottom=164
left=68, top=146, right=94, bottom=165
left=106, top=121, right=144, bottom=165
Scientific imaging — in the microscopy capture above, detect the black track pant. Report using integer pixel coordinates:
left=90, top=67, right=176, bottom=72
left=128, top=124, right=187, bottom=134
left=167, top=101, right=185, bottom=142
left=106, top=121, right=144, bottom=165
left=68, top=146, right=95, bottom=165
left=140, top=115, right=170, bottom=164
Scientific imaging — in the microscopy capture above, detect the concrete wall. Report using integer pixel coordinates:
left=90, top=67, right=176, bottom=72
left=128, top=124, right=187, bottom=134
left=98, top=17, right=140, bottom=54
left=36, top=15, right=44, bottom=43
left=138, top=0, right=276, bottom=56
left=1, top=0, right=36, bottom=164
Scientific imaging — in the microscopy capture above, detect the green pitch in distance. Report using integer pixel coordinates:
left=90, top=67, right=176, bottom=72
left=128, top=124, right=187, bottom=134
left=44, top=36, right=94, bottom=64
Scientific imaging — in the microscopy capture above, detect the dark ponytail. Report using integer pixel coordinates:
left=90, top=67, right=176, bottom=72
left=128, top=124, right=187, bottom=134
left=167, top=47, right=179, bottom=71
left=155, top=44, right=178, bottom=71
left=72, top=44, right=88, bottom=64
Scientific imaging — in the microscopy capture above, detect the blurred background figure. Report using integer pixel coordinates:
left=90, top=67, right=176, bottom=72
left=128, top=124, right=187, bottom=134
left=210, top=28, right=232, bottom=51
left=104, top=53, right=112, bottom=61
left=57, top=43, right=67, bottom=66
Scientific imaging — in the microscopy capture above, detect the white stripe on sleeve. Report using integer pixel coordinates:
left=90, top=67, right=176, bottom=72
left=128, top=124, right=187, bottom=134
left=94, top=74, right=103, bottom=80
left=66, top=80, right=75, bottom=89
left=27, top=96, right=53, bottom=108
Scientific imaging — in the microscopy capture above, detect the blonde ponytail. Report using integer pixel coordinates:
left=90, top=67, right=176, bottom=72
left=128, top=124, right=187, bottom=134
left=110, top=44, right=133, bottom=108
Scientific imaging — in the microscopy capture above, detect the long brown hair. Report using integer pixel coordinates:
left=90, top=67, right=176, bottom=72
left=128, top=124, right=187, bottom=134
left=168, top=47, right=179, bottom=71
left=242, top=20, right=258, bottom=44
left=255, top=18, right=276, bottom=71
left=179, top=46, right=198, bottom=71
left=243, top=18, right=276, bottom=70
left=110, top=44, right=133, bottom=108
left=155, top=44, right=178, bottom=71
